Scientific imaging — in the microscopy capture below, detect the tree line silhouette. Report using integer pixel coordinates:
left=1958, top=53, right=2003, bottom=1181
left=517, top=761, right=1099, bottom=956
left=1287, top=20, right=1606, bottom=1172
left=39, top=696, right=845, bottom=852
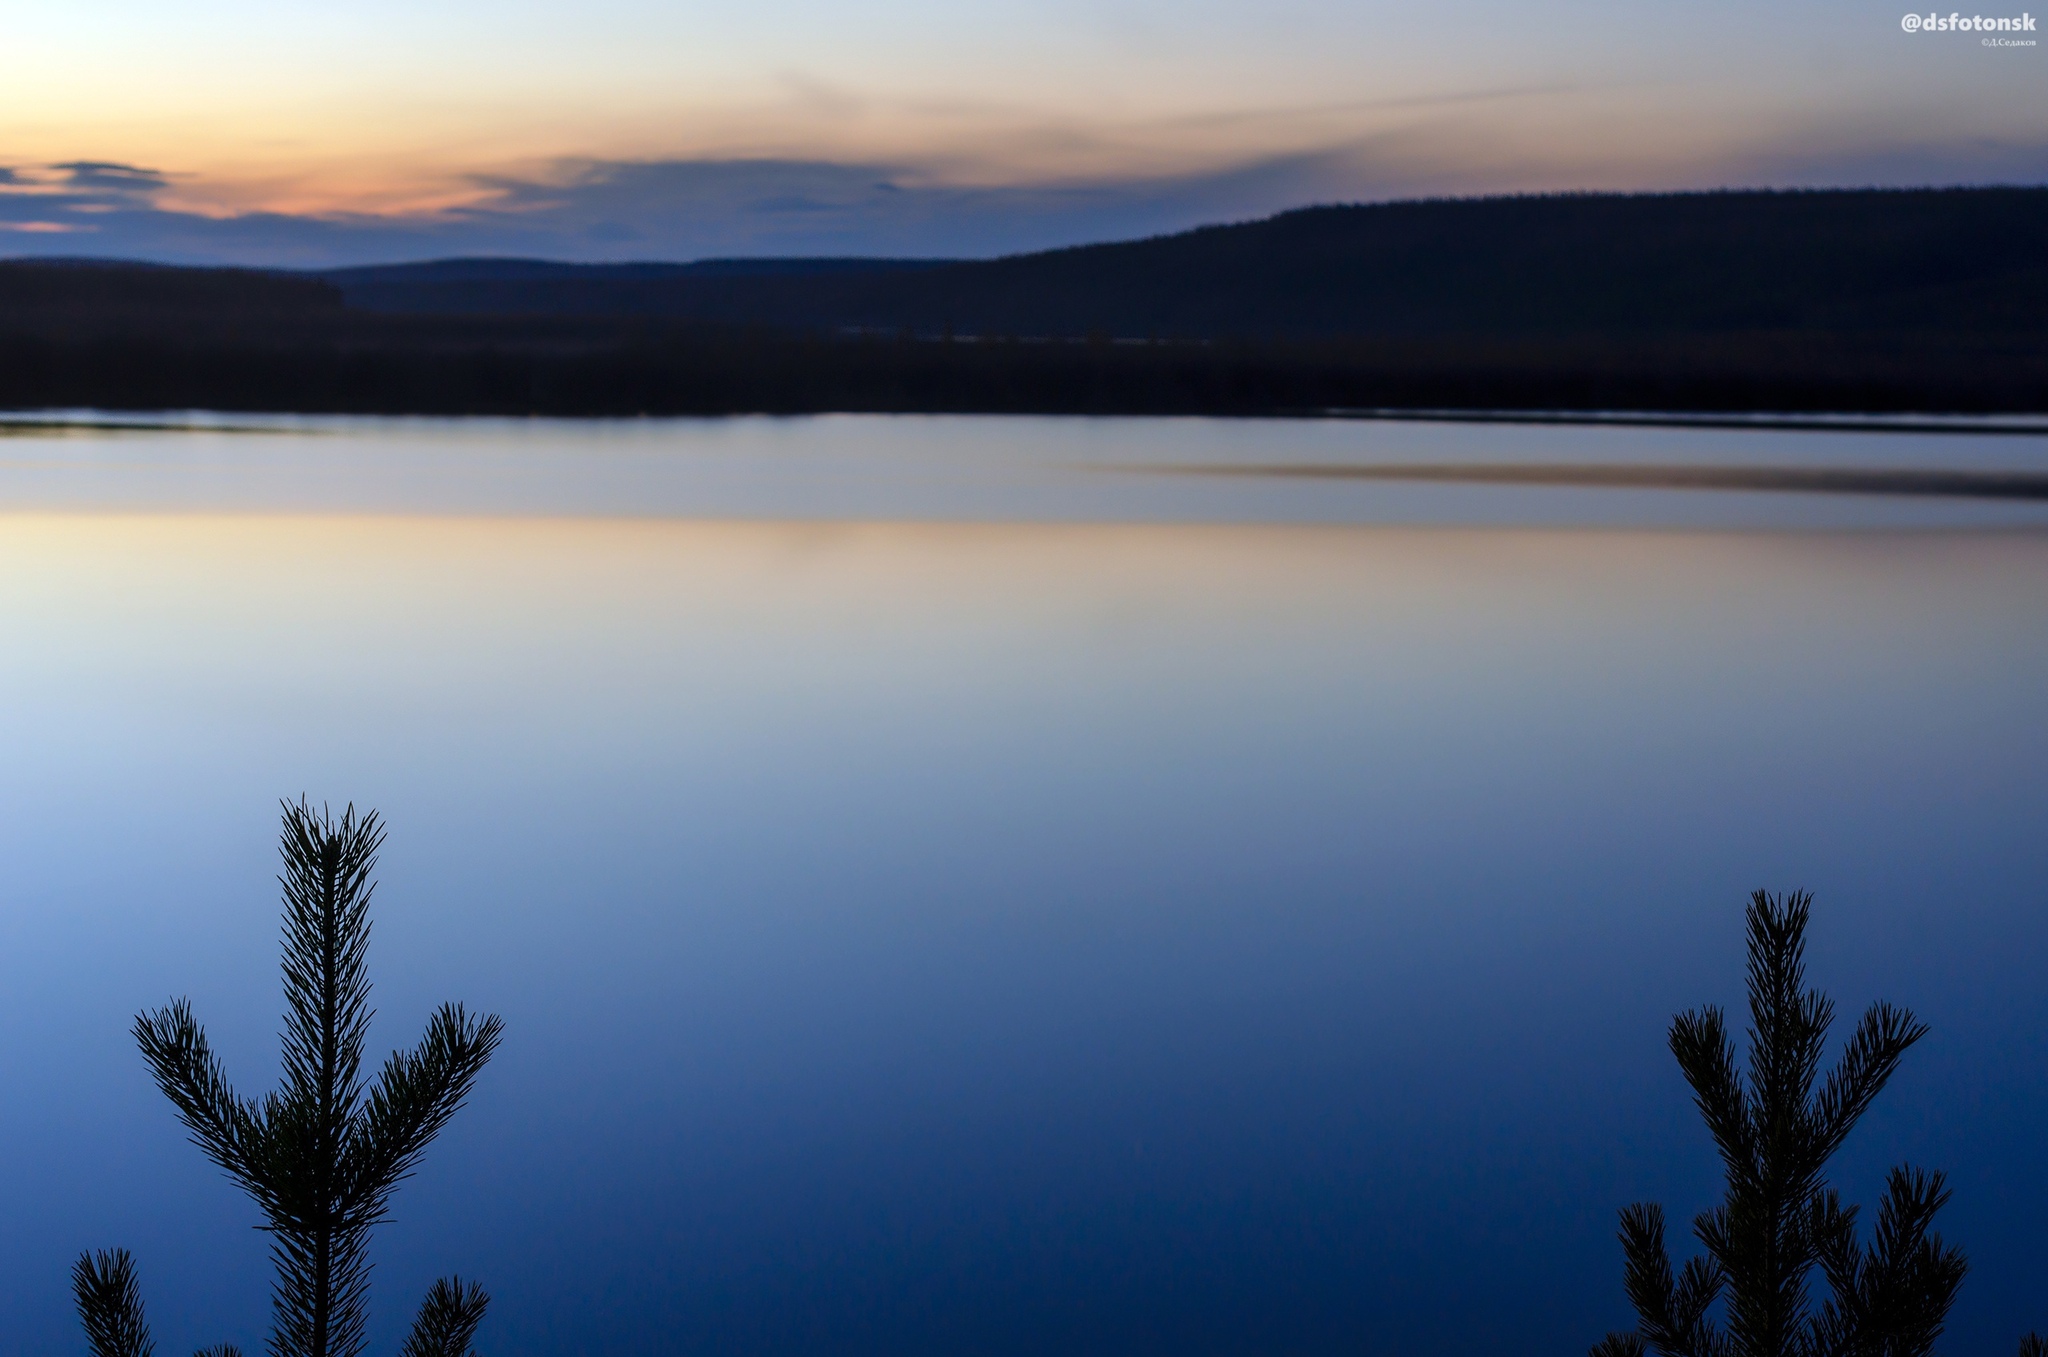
left=3, top=187, right=2047, bottom=417
left=319, top=188, right=2048, bottom=340
left=0, top=315, right=2040, bottom=417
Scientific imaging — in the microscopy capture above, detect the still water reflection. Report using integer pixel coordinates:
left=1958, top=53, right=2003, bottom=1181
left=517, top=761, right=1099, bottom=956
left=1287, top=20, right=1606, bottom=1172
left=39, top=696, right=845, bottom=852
left=0, top=415, right=2044, bottom=1356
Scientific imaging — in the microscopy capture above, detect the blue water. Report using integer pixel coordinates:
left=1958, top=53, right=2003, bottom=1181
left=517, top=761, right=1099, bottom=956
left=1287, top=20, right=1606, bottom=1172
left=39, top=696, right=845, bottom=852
left=0, top=414, right=2044, bottom=1355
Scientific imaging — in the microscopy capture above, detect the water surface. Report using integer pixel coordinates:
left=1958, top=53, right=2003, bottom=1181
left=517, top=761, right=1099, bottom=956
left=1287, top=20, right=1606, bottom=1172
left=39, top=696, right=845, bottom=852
left=0, top=414, right=2044, bottom=1355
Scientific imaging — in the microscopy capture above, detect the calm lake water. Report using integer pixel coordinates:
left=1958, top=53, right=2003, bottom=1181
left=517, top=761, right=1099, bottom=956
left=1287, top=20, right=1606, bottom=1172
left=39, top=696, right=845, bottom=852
left=1, top=413, right=2045, bottom=1356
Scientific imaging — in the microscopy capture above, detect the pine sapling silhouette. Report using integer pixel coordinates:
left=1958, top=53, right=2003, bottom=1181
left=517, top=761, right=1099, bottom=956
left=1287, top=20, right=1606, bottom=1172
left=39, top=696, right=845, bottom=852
left=77, top=801, right=503, bottom=1357
left=1591, top=890, right=1966, bottom=1357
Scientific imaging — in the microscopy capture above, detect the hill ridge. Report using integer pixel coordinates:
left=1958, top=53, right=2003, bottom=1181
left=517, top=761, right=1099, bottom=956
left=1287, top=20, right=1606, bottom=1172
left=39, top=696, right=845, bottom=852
left=301, top=185, right=2048, bottom=338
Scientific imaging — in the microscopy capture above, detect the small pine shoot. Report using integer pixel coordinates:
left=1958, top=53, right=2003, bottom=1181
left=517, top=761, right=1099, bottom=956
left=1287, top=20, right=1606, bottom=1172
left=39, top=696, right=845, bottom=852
left=79, top=800, right=503, bottom=1357
left=1591, top=890, right=1965, bottom=1357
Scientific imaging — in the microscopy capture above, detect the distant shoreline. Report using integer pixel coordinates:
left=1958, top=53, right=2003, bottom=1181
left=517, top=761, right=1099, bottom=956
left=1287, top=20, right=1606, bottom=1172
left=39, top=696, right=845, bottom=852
left=1, top=324, right=2043, bottom=421
left=7, top=407, right=2048, bottom=437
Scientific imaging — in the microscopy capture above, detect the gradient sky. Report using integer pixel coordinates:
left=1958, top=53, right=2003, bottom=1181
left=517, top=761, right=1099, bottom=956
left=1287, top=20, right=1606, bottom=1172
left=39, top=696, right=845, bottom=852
left=2, top=0, right=2045, bottom=262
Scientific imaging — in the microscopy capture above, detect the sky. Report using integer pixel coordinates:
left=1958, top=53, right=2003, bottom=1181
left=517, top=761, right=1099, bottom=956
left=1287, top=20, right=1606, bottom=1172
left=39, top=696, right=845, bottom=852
left=1, top=0, right=2045, bottom=264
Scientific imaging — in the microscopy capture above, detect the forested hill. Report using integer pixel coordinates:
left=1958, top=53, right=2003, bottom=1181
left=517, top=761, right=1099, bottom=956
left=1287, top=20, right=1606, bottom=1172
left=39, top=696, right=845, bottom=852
left=3, top=187, right=2045, bottom=416
left=0, top=259, right=340, bottom=319
left=317, top=187, right=2048, bottom=338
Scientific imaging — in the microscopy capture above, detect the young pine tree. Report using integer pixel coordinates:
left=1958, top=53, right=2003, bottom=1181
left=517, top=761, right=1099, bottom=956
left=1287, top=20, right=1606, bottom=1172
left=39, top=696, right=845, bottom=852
left=77, top=801, right=503, bottom=1357
left=1591, top=890, right=1966, bottom=1357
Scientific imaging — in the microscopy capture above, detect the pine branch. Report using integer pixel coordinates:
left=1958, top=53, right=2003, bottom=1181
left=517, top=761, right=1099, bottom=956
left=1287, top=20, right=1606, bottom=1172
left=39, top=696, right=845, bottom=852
left=276, top=800, right=379, bottom=1132
left=1616, top=1203, right=1726, bottom=1357
left=1809, top=1004, right=1927, bottom=1167
left=1722, top=894, right=1835, bottom=1357
left=1850, top=1167, right=1966, bottom=1357
left=1618, top=1203, right=1678, bottom=1334
left=1670, top=1007, right=1752, bottom=1187
left=74, top=1249, right=154, bottom=1357
left=343, top=1004, right=504, bottom=1219
left=1743, top=891, right=1822, bottom=1130
left=263, top=801, right=388, bottom=1357
left=134, top=1000, right=265, bottom=1199
left=1802, top=1195, right=1867, bottom=1350
left=1806, top=1191, right=1862, bottom=1357
left=1742, top=894, right=1832, bottom=1192
left=1672, top=1256, right=1726, bottom=1347
left=399, top=1278, right=490, bottom=1357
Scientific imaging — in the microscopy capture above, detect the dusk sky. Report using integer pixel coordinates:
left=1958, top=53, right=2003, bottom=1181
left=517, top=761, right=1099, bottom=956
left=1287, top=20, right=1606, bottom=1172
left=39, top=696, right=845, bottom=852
left=3, top=0, right=2045, bottom=263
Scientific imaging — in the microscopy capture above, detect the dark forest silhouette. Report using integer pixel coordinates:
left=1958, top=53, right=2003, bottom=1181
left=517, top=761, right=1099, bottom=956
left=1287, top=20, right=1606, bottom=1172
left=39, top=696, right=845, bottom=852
left=2, top=187, right=2045, bottom=416
left=318, top=187, right=2048, bottom=339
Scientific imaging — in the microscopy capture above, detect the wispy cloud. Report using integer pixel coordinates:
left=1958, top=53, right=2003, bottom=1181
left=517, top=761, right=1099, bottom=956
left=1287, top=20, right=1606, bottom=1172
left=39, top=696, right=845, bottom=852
left=1, top=160, right=176, bottom=232
left=47, top=161, right=169, bottom=195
